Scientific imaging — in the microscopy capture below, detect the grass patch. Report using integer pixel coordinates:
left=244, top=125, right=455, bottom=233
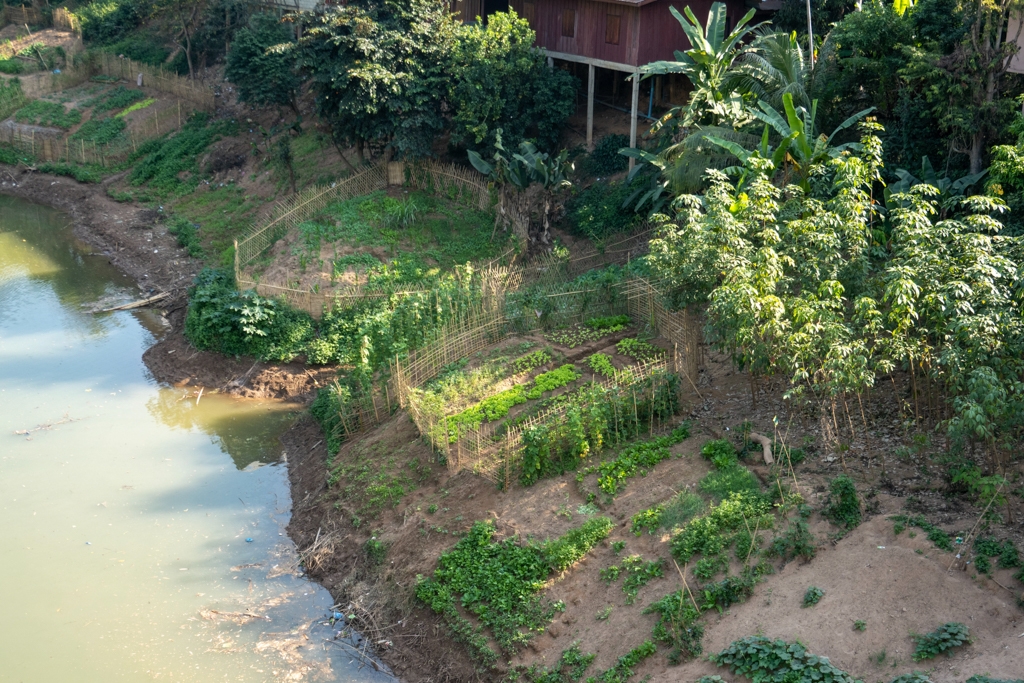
left=70, top=116, right=127, bottom=145
left=416, top=517, right=612, bottom=664
left=172, top=185, right=263, bottom=266
left=659, top=491, right=706, bottom=531
left=128, top=112, right=239, bottom=197
left=698, top=466, right=761, bottom=501
left=325, top=440, right=430, bottom=522
left=14, top=100, right=82, bottom=129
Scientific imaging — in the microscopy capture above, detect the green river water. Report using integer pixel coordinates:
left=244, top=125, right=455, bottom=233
left=0, top=196, right=390, bottom=683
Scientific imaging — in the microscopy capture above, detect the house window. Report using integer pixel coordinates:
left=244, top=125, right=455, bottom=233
left=605, top=14, right=621, bottom=44
left=561, top=9, right=575, bottom=37
left=523, top=1, right=535, bottom=27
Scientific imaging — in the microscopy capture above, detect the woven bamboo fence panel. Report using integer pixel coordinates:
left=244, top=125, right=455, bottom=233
left=97, top=52, right=214, bottom=110
left=439, top=356, right=675, bottom=485
left=405, top=159, right=490, bottom=211
left=52, top=7, right=80, bottom=34
left=2, top=5, right=43, bottom=25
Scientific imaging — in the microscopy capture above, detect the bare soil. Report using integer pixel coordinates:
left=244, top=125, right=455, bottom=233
left=284, top=331, right=1024, bottom=683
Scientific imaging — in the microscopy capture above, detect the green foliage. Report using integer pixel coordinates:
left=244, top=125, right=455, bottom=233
left=547, top=325, right=616, bottom=348
left=510, top=349, right=552, bottom=375
left=416, top=519, right=609, bottom=659
left=587, top=353, right=617, bottom=379
left=713, top=636, right=862, bottom=683
left=225, top=13, right=300, bottom=109
left=447, top=11, right=577, bottom=155
left=292, top=0, right=456, bottom=158
left=102, top=32, right=171, bottom=65
left=587, top=315, right=631, bottom=331
left=768, top=519, right=817, bottom=563
left=522, top=377, right=683, bottom=486
left=75, top=0, right=146, bottom=45
left=14, top=100, right=82, bottom=129
left=889, top=674, right=933, bottom=683
left=35, top=161, right=101, bottom=183
left=116, top=98, right=155, bottom=117
left=602, top=555, right=665, bottom=605
left=364, top=538, right=388, bottom=565
left=184, top=269, right=314, bottom=362
left=888, top=515, right=954, bottom=552
left=611, top=541, right=626, bottom=554
left=563, top=177, right=644, bottom=241
left=580, top=135, right=630, bottom=177
left=168, top=216, right=204, bottom=258
left=0, top=58, right=24, bottom=74
left=701, top=439, right=738, bottom=470
left=529, top=643, right=597, bottom=683
left=659, top=491, right=706, bottom=531
left=84, top=86, right=145, bottom=114
left=644, top=590, right=704, bottom=664
left=822, top=475, right=862, bottom=530
left=527, top=364, right=581, bottom=399
left=802, top=585, right=825, bottom=607
left=670, top=492, right=773, bottom=563
left=71, top=117, right=127, bottom=145
left=577, top=426, right=690, bottom=496
left=445, top=386, right=528, bottom=439
left=910, top=622, right=971, bottom=660
left=965, top=677, right=1024, bottom=683
left=129, top=113, right=238, bottom=196
left=698, top=466, right=761, bottom=501
left=630, top=506, right=663, bottom=536
left=584, top=641, right=657, bottom=683
left=854, top=620, right=867, bottom=631
left=542, top=517, right=614, bottom=573
left=616, top=338, right=665, bottom=362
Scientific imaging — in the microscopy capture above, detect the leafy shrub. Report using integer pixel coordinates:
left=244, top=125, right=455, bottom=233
left=586, top=314, right=630, bottom=330
left=75, top=0, right=145, bottom=45
left=578, top=425, right=690, bottom=496
left=168, top=216, right=203, bottom=258
left=698, top=466, right=761, bottom=501
left=541, top=516, right=614, bottom=572
left=416, top=519, right=610, bottom=659
left=586, top=640, right=657, bottom=683
left=822, top=475, right=862, bottom=530
left=84, top=85, right=145, bottom=114
left=14, top=100, right=82, bottom=129
left=701, top=439, right=738, bottom=470
left=225, top=13, right=300, bottom=109
left=184, top=269, right=314, bottom=362
left=364, top=538, right=388, bottom=565
left=527, top=364, right=581, bottom=399
left=35, top=161, right=100, bottom=183
left=910, top=622, right=971, bottom=660
left=670, top=492, right=773, bottom=563
left=964, top=677, right=1024, bottom=683
left=582, top=134, right=629, bottom=177
left=587, top=352, right=617, bottom=378
left=0, top=58, right=23, bottom=74
left=101, top=33, right=171, bottom=65
left=888, top=514, right=954, bottom=552
left=890, top=673, right=933, bottom=683
left=768, top=519, right=817, bottom=563
left=713, top=636, right=861, bottom=683
left=802, top=585, right=825, bottom=607
left=616, top=337, right=666, bottom=362
left=630, top=506, right=663, bottom=535
left=563, top=176, right=643, bottom=241
left=71, top=117, right=127, bottom=145
left=528, top=643, right=596, bottom=683
left=659, top=491, right=706, bottom=530
left=644, top=589, right=704, bottom=664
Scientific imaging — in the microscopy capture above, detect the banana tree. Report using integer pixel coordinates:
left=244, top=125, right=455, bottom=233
left=884, top=156, right=988, bottom=219
left=468, top=129, right=572, bottom=245
left=638, top=2, right=763, bottom=130
left=705, top=124, right=796, bottom=191
left=748, top=92, right=875, bottom=191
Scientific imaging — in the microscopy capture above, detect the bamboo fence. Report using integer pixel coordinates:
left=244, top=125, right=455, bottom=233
left=1, top=5, right=43, bottom=25
left=95, top=52, right=214, bottom=110
left=52, top=7, right=80, bottom=34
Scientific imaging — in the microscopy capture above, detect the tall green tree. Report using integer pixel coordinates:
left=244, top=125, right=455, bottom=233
left=447, top=11, right=577, bottom=156
left=289, top=0, right=457, bottom=160
left=225, top=13, right=300, bottom=111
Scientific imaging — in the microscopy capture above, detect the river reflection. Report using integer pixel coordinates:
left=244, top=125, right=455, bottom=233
left=0, top=195, right=390, bottom=683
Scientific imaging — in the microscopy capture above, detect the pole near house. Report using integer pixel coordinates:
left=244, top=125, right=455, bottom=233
left=587, top=62, right=595, bottom=150
left=628, top=70, right=640, bottom=171
left=805, top=0, right=815, bottom=67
